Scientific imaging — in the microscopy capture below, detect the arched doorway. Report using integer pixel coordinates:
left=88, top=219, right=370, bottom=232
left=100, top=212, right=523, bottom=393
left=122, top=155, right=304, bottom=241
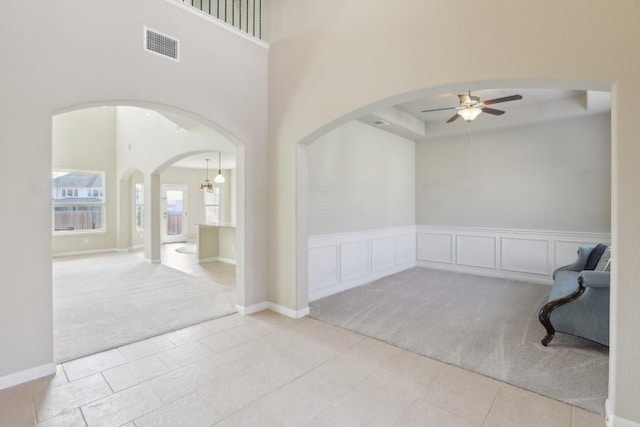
left=51, top=104, right=247, bottom=362
left=296, top=81, right=612, bottom=413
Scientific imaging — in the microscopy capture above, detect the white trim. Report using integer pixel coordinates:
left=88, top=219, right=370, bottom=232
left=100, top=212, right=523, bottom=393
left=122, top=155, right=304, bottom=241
left=309, top=225, right=416, bottom=248
left=0, top=363, right=56, bottom=390
left=236, top=302, right=268, bottom=315
left=417, top=225, right=610, bottom=284
left=606, top=399, right=640, bottom=427
left=198, top=257, right=236, bottom=265
left=163, top=0, right=269, bottom=49
left=128, top=244, right=144, bottom=251
left=417, top=225, right=610, bottom=240
left=268, top=303, right=310, bottom=319
left=310, top=260, right=416, bottom=301
left=52, top=248, right=118, bottom=258
left=308, top=226, right=417, bottom=301
left=235, top=302, right=309, bottom=319
left=416, top=260, right=552, bottom=285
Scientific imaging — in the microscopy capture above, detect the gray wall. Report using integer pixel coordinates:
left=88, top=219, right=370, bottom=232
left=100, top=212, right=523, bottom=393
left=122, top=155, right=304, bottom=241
left=416, top=114, right=611, bottom=233
left=308, top=121, right=415, bottom=235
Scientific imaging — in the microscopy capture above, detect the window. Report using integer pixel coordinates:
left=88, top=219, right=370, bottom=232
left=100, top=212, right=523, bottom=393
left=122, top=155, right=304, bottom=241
left=52, top=170, right=105, bottom=233
left=204, top=187, right=220, bottom=225
left=135, top=183, right=144, bottom=230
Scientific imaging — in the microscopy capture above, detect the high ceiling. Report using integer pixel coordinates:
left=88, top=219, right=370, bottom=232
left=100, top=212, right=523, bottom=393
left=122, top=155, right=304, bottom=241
left=359, top=88, right=611, bottom=140
left=173, top=152, right=236, bottom=170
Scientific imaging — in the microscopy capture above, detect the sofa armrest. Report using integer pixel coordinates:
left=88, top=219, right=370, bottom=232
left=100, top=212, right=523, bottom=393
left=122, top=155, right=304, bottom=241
left=553, top=246, right=593, bottom=279
left=578, top=271, right=610, bottom=288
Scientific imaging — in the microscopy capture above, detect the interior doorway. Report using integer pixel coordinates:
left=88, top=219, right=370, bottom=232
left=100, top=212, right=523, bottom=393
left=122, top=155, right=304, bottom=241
left=51, top=105, right=242, bottom=363
left=162, top=184, right=188, bottom=243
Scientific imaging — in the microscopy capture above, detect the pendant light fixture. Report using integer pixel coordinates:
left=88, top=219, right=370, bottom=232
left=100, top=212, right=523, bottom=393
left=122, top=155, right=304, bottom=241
left=200, top=158, right=214, bottom=193
left=214, top=151, right=226, bottom=184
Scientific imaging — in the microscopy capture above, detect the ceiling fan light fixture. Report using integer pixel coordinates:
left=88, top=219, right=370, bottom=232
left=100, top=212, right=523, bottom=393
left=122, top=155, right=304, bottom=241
left=458, top=107, right=482, bottom=122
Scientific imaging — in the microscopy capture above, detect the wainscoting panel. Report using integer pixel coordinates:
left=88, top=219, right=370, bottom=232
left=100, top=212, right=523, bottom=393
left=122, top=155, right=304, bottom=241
left=501, top=237, right=549, bottom=275
left=416, top=232, right=453, bottom=264
left=456, top=235, right=497, bottom=269
left=340, top=240, right=370, bottom=281
left=417, top=226, right=610, bottom=284
left=555, top=239, right=605, bottom=268
left=308, top=226, right=416, bottom=301
left=372, top=236, right=396, bottom=272
left=396, top=234, right=417, bottom=264
left=308, top=245, right=339, bottom=290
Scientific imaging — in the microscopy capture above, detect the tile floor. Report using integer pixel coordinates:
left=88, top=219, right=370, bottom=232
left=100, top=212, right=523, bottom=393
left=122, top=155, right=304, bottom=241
left=0, top=311, right=604, bottom=427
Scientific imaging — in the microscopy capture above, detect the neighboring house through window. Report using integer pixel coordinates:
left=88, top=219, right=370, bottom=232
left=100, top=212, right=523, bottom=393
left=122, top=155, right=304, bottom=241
left=52, top=170, right=105, bottom=233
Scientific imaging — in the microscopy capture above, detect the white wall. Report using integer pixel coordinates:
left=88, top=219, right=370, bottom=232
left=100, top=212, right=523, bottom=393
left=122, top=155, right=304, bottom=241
left=0, top=0, right=268, bottom=387
left=52, top=108, right=118, bottom=255
left=308, top=121, right=415, bottom=235
left=416, top=113, right=611, bottom=232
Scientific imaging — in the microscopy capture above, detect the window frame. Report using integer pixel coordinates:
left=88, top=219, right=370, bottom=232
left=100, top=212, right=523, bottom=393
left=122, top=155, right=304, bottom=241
left=52, top=169, right=107, bottom=235
left=204, top=186, right=220, bottom=226
left=134, top=182, right=144, bottom=231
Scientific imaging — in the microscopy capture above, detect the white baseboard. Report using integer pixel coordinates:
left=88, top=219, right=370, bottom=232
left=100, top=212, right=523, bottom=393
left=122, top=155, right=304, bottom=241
left=52, top=248, right=118, bottom=258
left=235, top=302, right=309, bottom=319
left=308, top=226, right=417, bottom=301
left=310, top=260, right=416, bottom=301
left=236, top=302, right=269, bottom=315
left=199, top=257, right=236, bottom=265
left=606, top=399, right=640, bottom=427
left=0, top=363, right=56, bottom=390
left=268, top=303, right=310, bottom=319
left=416, top=260, right=553, bottom=285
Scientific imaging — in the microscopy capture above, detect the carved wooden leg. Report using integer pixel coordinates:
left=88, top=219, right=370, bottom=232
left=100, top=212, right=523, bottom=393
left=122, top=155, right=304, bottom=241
left=538, top=282, right=585, bottom=346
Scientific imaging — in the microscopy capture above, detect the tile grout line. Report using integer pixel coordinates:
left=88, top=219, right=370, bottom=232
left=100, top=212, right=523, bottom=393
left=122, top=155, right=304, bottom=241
left=481, top=382, right=504, bottom=427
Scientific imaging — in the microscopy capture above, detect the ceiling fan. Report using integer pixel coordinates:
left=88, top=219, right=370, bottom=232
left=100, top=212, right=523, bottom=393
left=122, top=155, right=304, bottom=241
left=421, top=92, right=523, bottom=123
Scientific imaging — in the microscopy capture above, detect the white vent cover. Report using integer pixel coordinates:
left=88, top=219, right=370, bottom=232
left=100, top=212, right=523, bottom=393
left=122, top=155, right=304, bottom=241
left=369, top=119, right=390, bottom=127
left=144, top=28, right=179, bottom=62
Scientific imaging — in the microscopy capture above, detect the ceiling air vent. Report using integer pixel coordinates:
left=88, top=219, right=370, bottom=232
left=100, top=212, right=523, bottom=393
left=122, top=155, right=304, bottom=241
left=144, top=28, right=179, bottom=62
left=369, top=119, right=390, bottom=127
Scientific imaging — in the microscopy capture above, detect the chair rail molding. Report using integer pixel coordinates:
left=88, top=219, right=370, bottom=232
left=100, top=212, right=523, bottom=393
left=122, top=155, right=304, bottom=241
left=417, top=225, right=610, bottom=284
left=308, top=226, right=417, bottom=301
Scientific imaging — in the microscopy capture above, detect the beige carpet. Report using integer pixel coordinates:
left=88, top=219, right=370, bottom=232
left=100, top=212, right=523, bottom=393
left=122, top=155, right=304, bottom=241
left=53, top=252, right=236, bottom=362
left=309, top=267, right=608, bottom=414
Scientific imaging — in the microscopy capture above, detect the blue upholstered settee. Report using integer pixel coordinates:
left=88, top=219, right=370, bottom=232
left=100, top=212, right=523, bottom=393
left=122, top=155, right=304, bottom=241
left=538, top=245, right=610, bottom=346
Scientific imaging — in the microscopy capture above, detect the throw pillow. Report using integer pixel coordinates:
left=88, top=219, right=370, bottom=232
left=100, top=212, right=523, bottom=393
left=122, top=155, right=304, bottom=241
left=595, top=246, right=611, bottom=272
left=585, top=244, right=608, bottom=270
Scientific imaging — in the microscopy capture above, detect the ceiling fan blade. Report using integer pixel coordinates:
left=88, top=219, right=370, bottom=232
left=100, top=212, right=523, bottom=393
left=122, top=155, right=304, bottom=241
left=421, top=107, right=456, bottom=113
left=482, top=107, right=505, bottom=115
left=483, top=94, right=523, bottom=105
left=446, top=113, right=460, bottom=123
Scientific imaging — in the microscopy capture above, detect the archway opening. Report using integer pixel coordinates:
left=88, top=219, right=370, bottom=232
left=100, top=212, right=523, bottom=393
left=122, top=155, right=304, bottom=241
left=51, top=104, right=244, bottom=363
left=297, top=81, right=612, bottom=414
